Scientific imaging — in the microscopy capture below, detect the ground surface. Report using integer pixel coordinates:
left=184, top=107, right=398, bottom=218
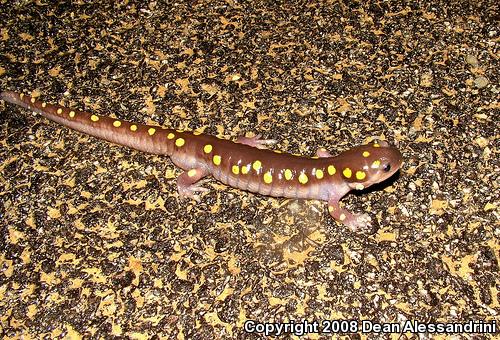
left=0, top=1, right=498, bottom=339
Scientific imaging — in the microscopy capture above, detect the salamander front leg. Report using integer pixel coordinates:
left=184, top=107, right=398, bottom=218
left=177, top=168, right=210, bottom=202
left=327, top=197, right=371, bottom=232
left=236, top=134, right=276, bottom=149
left=316, top=148, right=333, bottom=158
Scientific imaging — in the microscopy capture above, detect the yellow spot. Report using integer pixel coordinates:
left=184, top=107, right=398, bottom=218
left=188, top=169, right=197, bottom=177
left=41, top=102, right=47, bottom=108
left=373, top=143, right=380, bottom=148
left=20, top=93, right=24, bottom=99
left=298, top=173, right=308, bottom=184
left=328, top=205, right=334, bottom=213
left=203, top=144, right=213, bottom=153
left=343, top=168, right=352, bottom=178
left=213, top=155, right=221, bottom=166
left=91, top=115, right=99, bottom=122
left=176, top=129, right=184, bottom=133
left=130, top=124, right=138, bottom=132
left=148, top=128, right=156, bottom=136
left=241, top=165, right=249, bottom=174
left=355, top=184, right=365, bottom=190
left=30, top=97, right=36, bottom=103
left=263, top=171, right=273, bottom=184
left=355, top=171, right=366, bottom=180
left=167, top=132, right=175, bottom=139
left=56, top=108, right=62, bottom=114
left=175, top=138, right=185, bottom=147
left=311, top=156, right=319, bottom=159
left=315, top=169, right=324, bottom=179
left=339, top=213, right=346, bottom=221
left=232, top=165, right=240, bottom=175
left=327, top=165, right=336, bottom=175
left=193, top=130, right=202, bottom=135
left=274, top=150, right=282, bottom=154
left=252, top=160, right=262, bottom=171
left=113, top=120, right=122, bottom=127
left=284, top=169, right=293, bottom=180
left=371, top=160, right=381, bottom=169
left=69, top=111, right=75, bottom=118
left=362, top=151, right=370, bottom=157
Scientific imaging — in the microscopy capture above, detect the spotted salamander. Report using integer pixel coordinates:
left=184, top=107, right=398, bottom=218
left=1, top=91, right=403, bottom=231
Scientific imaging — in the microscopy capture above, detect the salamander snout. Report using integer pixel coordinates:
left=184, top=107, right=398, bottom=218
left=339, top=140, right=403, bottom=191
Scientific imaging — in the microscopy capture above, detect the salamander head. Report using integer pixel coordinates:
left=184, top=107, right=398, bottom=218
left=337, top=140, right=403, bottom=191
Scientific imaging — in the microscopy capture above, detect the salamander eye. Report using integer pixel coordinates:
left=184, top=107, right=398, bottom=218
left=383, top=163, right=391, bottom=172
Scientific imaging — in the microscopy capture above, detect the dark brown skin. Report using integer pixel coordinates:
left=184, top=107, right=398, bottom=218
left=1, top=91, right=403, bottom=230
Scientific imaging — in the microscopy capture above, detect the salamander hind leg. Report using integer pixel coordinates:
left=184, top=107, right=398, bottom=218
left=177, top=168, right=210, bottom=202
left=236, top=134, right=276, bottom=149
left=316, top=148, right=333, bottom=158
left=327, top=198, right=372, bottom=232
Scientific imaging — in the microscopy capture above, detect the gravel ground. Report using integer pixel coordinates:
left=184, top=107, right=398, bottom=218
left=0, top=1, right=498, bottom=338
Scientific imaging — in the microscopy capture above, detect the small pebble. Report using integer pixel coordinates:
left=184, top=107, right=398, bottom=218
left=465, top=54, right=479, bottom=66
left=474, top=76, right=489, bottom=89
